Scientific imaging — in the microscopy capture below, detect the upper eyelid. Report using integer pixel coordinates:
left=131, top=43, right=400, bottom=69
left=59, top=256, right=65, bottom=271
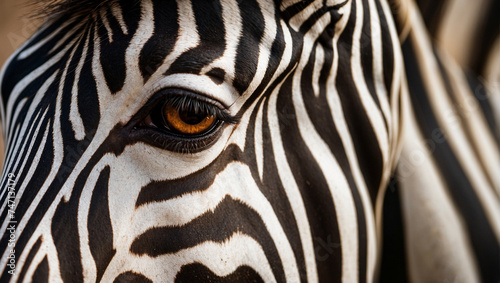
left=148, top=91, right=240, bottom=124
left=151, top=88, right=227, bottom=110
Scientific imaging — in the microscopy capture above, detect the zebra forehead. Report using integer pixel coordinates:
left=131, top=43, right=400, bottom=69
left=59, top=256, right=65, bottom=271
left=33, top=0, right=313, bottom=19
left=29, top=0, right=121, bottom=19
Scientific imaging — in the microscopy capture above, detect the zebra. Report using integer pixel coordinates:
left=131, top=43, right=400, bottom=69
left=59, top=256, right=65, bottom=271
left=0, top=0, right=498, bottom=282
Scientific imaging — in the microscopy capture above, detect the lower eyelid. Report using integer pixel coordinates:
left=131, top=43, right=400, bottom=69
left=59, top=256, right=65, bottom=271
left=129, top=121, right=225, bottom=153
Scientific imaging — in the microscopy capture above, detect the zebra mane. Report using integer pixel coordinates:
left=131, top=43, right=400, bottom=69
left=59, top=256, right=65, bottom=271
left=29, top=0, right=122, bottom=19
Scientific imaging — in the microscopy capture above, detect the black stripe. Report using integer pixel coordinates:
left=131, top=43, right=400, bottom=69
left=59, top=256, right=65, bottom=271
left=94, top=1, right=142, bottom=93
left=114, top=272, right=153, bottom=283
left=0, top=74, right=58, bottom=257
left=379, top=178, right=409, bottom=282
left=0, top=123, right=52, bottom=256
left=233, top=0, right=265, bottom=94
left=88, top=166, right=116, bottom=282
left=51, top=185, right=84, bottom=283
left=175, top=264, right=264, bottom=283
left=31, top=257, right=49, bottom=283
left=97, top=8, right=132, bottom=94
left=0, top=111, right=52, bottom=225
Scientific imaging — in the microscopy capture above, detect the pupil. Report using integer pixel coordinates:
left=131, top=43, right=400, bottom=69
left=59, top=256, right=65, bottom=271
left=179, top=110, right=207, bottom=125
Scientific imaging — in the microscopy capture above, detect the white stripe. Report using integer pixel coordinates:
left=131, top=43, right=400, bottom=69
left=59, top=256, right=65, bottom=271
left=255, top=98, right=266, bottom=182
left=70, top=31, right=90, bottom=141
left=100, top=8, right=114, bottom=43
left=236, top=20, right=320, bottom=282
left=110, top=3, right=129, bottom=35
left=312, top=45, right=324, bottom=98
left=143, top=0, right=200, bottom=80
left=437, top=0, right=490, bottom=68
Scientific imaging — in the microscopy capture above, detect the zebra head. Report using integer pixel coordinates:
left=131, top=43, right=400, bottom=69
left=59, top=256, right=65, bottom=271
left=0, top=0, right=404, bottom=281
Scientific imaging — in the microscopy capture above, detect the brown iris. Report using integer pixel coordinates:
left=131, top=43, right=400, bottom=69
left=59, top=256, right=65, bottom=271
left=164, top=103, right=216, bottom=135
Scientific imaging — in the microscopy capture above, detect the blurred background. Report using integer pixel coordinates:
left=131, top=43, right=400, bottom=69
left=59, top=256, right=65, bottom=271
left=0, top=0, right=42, bottom=66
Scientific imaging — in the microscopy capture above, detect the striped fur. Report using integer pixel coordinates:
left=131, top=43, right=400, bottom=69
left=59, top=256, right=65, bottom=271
left=0, top=0, right=498, bottom=282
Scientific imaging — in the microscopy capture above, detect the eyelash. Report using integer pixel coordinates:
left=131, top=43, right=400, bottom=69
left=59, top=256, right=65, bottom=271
left=153, top=95, right=238, bottom=130
left=129, top=90, right=239, bottom=153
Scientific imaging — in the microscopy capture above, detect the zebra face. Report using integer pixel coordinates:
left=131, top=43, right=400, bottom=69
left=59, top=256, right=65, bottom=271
left=0, top=0, right=402, bottom=281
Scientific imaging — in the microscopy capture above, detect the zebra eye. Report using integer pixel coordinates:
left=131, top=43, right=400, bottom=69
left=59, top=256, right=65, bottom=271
left=145, top=95, right=228, bottom=137
left=132, top=90, right=239, bottom=153
left=162, top=103, right=216, bottom=135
